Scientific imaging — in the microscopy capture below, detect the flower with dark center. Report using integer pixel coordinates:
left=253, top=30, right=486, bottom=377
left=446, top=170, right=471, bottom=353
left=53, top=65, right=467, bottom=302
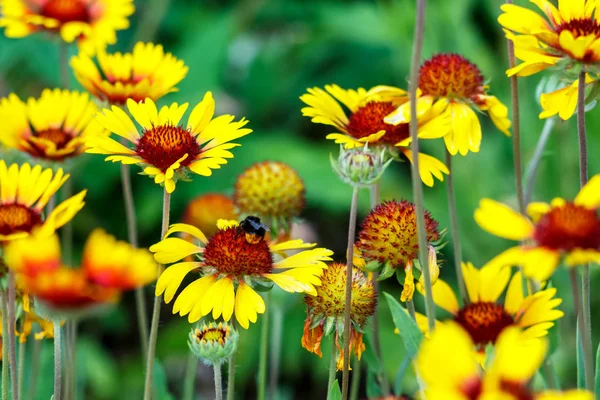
left=88, top=94, right=252, bottom=193
left=474, top=174, right=600, bottom=281
left=0, top=0, right=134, bottom=54
left=300, top=84, right=450, bottom=186
left=151, top=219, right=333, bottom=329
left=385, top=53, right=511, bottom=157
left=0, top=89, right=99, bottom=161
left=71, top=42, right=188, bottom=105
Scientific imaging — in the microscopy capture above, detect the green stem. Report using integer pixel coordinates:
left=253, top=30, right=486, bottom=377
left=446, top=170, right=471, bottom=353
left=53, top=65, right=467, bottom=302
left=7, top=272, right=18, bottom=400
left=444, top=150, right=467, bottom=304
left=326, top=337, right=337, bottom=396
left=570, top=269, right=592, bottom=391
left=214, top=363, right=223, bottom=400
left=349, top=359, right=361, bottom=400
left=406, top=299, right=416, bottom=321
left=1, top=290, right=9, bottom=400
left=268, top=306, right=283, bottom=399
left=53, top=321, right=62, bottom=400
left=17, top=325, right=24, bottom=400
left=408, top=0, right=436, bottom=333
left=27, top=339, right=41, bottom=400
left=341, top=187, right=360, bottom=400
left=59, top=42, right=69, bottom=89
left=182, top=353, right=198, bottom=400
left=226, top=345, right=236, bottom=400
left=69, top=321, right=78, bottom=400
left=131, top=0, right=171, bottom=44
left=257, top=292, right=270, bottom=400
left=523, top=117, right=556, bottom=204
left=143, top=189, right=171, bottom=400
left=60, top=179, right=73, bottom=266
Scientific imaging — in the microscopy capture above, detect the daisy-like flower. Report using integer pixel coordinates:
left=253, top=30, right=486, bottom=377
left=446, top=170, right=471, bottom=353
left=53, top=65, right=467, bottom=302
left=182, top=193, right=237, bottom=238
left=385, top=53, right=511, bottom=156
left=87, top=94, right=252, bottom=193
left=233, top=161, right=305, bottom=234
left=415, top=263, right=563, bottom=355
left=151, top=217, right=333, bottom=329
left=416, top=322, right=592, bottom=400
left=301, top=262, right=376, bottom=370
left=0, top=161, right=86, bottom=242
left=71, top=42, right=188, bottom=106
left=0, top=0, right=134, bottom=54
left=474, top=174, right=600, bottom=281
left=300, top=85, right=450, bottom=187
left=0, top=89, right=100, bottom=162
left=355, top=200, right=442, bottom=301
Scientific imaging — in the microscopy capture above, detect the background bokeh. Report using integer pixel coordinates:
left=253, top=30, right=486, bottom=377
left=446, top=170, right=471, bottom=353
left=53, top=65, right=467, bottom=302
left=1, top=0, right=598, bottom=398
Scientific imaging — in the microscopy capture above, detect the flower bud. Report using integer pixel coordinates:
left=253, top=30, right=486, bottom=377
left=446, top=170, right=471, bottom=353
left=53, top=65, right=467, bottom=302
left=188, top=321, right=239, bottom=366
left=330, top=145, right=393, bottom=187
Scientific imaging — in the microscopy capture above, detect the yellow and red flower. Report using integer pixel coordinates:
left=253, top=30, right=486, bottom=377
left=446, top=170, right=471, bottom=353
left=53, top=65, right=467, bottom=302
left=301, top=262, right=376, bottom=370
left=71, top=42, right=188, bottom=105
left=87, top=95, right=252, bottom=193
left=474, top=174, right=600, bottom=281
left=151, top=218, right=333, bottom=329
left=0, top=161, right=86, bottom=242
left=0, top=89, right=100, bottom=161
left=182, top=194, right=237, bottom=238
left=385, top=53, right=511, bottom=156
left=0, top=0, right=134, bottom=54
left=300, top=85, right=450, bottom=187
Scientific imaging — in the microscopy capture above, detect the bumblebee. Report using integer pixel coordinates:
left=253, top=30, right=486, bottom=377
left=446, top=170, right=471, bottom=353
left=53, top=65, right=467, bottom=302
left=240, top=216, right=269, bottom=244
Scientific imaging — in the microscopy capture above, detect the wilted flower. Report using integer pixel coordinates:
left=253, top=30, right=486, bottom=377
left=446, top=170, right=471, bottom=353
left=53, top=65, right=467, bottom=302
left=330, top=145, right=393, bottom=188
left=188, top=321, right=239, bottom=366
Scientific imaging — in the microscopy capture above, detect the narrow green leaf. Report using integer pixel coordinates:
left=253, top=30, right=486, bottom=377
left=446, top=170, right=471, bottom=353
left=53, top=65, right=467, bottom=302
left=594, top=341, right=600, bottom=394
left=384, top=292, right=424, bottom=359
left=366, top=369, right=383, bottom=398
left=327, top=379, right=342, bottom=400
left=393, top=355, right=411, bottom=396
left=362, top=331, right=384, bottom=375
left=577, top=319, right=585, bottom=389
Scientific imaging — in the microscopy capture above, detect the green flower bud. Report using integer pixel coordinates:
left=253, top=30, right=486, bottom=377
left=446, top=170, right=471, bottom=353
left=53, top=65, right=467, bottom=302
left=330, top=145, right=393, bottom=188
left=188, top=321, right=239, bottom=366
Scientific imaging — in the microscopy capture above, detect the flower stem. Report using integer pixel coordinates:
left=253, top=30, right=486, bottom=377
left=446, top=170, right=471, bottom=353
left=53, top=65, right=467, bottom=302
left=327, top=337, right=337, bottom=396
left=68, top=321, right=78, bottom=400
left=408, top=0, right=436, bottom=333
left=214, top=363, right=223, bottom=400
left=182, top=352, right=198, bottom=400
left=226, top=350, right=236, bottom=400
left=59, top=42, right=69, bottom=89
left=1, top=289, right=9, bottom=400
left=349, top=359, right=361, bottom=400
left=341, top=186, right=360, bottom=400
left=60, top=179, right=73, bottom=266
left=523, top=117, right=556, bottom=204
left=257, top=292, right=270, bottom=400
left=268, top=305, right=283, bottom=399
left=444, top=150, right=467, bottom=304
left=570, top=269, right=591, bottom=389
left=17, top=323, right=24, bottom=400
left=53, top=320, right=62, bottom=400
left=27, top=339, right=41, bottom=400
left=7, top=272, right=18, bottom=400
left=406, top=299, right=416, bottom=321
left=143, top=189, right=171, bottom=400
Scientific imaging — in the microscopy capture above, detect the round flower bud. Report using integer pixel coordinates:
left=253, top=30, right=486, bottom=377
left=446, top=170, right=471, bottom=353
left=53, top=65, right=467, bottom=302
left=188, top=321, right=239, bottom=366
left=330, top=145, right=393, bottom=188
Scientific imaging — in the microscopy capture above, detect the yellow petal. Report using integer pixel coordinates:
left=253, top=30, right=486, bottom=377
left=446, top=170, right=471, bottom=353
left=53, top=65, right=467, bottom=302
left=522, top=247, right=561, bottom=281
left=574, top=174, right=600, bottom=209
left=200, top=277, right=235, bottom=320
left=187, top=92, right=215, bottom=134
left=527, top=202, right=551, bottom=223
left=234, top=281, right=266, bottom=329
left=474, top=199, right=534, bottom=241
left=155, top=262, right=200, bottom=303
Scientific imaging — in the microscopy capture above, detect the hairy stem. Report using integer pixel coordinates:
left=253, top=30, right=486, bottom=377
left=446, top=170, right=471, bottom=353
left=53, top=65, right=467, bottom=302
left=17, top=324, right=24, bottom=400
left=268, top=305, right=283, bottom=400
left=214, top=364, right=223, bottom=400
left=257, top=292, right=270, bottom=400
left=7, top=272, right=18, bottom=400
left=523, top=117, right=556, bottom=204
left=1, top=289, right=9, bottom=400
left=53, top=321, right=62, bottom=400
left=27, top=339, right=41, bottom=400
left=182, top=353, right=198, bottom=400
left=349, top=359, right=361, bottom=400
left=327, top=337, right=337, bottom=397
left=226, top=349, right=236, bottom=400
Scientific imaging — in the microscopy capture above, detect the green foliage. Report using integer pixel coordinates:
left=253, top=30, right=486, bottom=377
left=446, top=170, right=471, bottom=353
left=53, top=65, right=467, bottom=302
left=383, top=293, right=423, bottom=359
left=326, top=379, right=342, bottom=400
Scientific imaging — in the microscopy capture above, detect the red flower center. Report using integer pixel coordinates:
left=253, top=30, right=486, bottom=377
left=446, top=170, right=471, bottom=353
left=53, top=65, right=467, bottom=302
left=418, top=53, right=484, bottom=99
left=533, top=203, right=600, bottom=251
left=40, top=0, right=91, bottom=24
left=35, top=128, right=72, bottom=149
left=135, top=125, right=201, bottom=172
left=460, top=377, right=483, bottom=400
left=0, top=204, right=42, bottom=236
left=203, top=227, right=273, bottom=276
left=196, top=326, right=228, bottom=343
left=556, top=18, right=600, bottom=38
left=499, top=380, right=534, bottom=400
left=454, top=302, right=514, bottom=347
left=347, top=101, right=409, bottom=145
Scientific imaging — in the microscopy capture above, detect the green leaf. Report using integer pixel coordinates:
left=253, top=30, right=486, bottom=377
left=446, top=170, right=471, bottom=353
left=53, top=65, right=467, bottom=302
left=383, top=292, right=424, bottom=359
left=327, top=379, right=342, bottom=400
left=153, top=361, right=175, bottom=400
left=378, top=261, right=395, bottom=281
left=577, top=319, right=585, bottom=389
left=366, top=369, right=383, bottom=399
left=594, top=341, right=600, bottom=395
left=362, top=331, right=384, bottom=376
left=393, top=355, right=411, bottom=396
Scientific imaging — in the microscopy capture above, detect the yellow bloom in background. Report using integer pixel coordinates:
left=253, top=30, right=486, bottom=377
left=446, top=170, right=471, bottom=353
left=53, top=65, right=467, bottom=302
left=233, top=161, right=305, bottom=234
left=71, top=42, right=188, bottom=105
left=151, top=218, right=333, bottom=329
left=0, top=161, right=86, bottom=241
left=416, top=263, right=563, bottom=352
left=0, top=89, right=100, bottom=162
left=0, top=0, right=134, bottom=54
left=182, top=193, right=237, bottom=238
left=301, top=262, right=376, bottom=370
left=87, top=94, right=252, bottom=193
left=300, top=84, right=450, bottom=186
left=386, top=53, right=511, bottom=156
left=416, top=322, right=593, bottom=400
left=474, top=174, right=600, bottom=281
left=538, top=74, right=595, bottom=121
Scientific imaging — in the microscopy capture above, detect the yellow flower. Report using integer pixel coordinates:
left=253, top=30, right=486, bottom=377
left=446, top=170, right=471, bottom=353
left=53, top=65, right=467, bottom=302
left=0, top=307, right=54, bottom=345
left=300, top=84, right=450, bottom=187
left=301, top=262, right=376, bottom=370
left=71, top=42, right=188, bottom=105
left=0, top=0, right=134, bottom=54
left=416, top=322, right=593, bottom=400
left=385, top=53, right=511, bottom=156
left=474, top=174, right=600, bottom=281
left=151, top=217, right=333, bottom=329
left=233, top=161, right=305, bottom=233
left=539, top=74, right=595, bottom=121
left=182, top=194, right=237, bottom=238
left=416, top=263, right=563, bottom=352
left=0, top=161, right=86, bottom=242
left=87, top=94, right=252, bottom=193
left=0, top=89, right=100, bottom=161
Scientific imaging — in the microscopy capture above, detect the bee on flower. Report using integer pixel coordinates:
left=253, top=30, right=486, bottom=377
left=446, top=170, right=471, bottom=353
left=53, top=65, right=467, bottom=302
left=150, top=217, right=333, bottom=329
left=300, top=84, right=450, bottom=187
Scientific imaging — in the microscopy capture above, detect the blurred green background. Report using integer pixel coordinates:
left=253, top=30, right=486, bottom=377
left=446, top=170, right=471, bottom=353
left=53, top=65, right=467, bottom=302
left=1, top=0, right=599, bottom=398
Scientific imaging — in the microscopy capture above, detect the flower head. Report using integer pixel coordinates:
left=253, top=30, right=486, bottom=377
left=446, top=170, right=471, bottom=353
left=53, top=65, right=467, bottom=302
left=474, top=174, right=600, bottom=281
left=330, top=145, right=393, bottom=188
left=183, top=194, right=237, bottom=238
left=416, top=322, right=592, bottom=400
left=300, top=85, right=450, bottom=186
left=233, top=161, right=305, bottom=233
left=71, top=42, right=188, bottom=105
left=151, top=217, right=333, bottom=329
left=301, top=263, right=376, bottom=370
left=0, top=161, right=86, bottom=242
left=0, top=89, right=100, bottom=162
left=87, top=94, right=252, bottom=193
left=0, top=0, right=134, bottom=53
left=188, top=321, right=239, bottom=366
